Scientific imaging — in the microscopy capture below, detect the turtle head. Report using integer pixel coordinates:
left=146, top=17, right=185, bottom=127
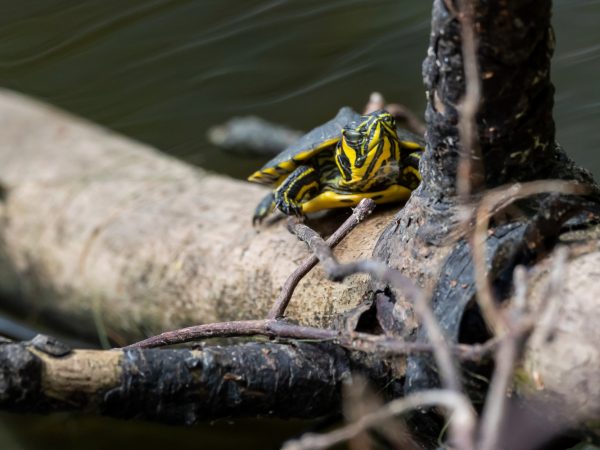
left=335, top=110, right=400, bottom=188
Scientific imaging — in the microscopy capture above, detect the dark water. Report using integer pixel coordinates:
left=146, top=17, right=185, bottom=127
left=2, top=1, right=597, bottom=179
left=0, top=1, right=599, bottom=449
left=0, top=412, right=311, bottom=450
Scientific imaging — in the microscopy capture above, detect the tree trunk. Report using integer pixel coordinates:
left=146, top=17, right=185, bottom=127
left=373, top=0, right=600, bottom=431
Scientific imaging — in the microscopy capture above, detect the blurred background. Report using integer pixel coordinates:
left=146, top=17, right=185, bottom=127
left=0, top=0, right=598, bottom=449
left=1, top=0, right=598, bottom=179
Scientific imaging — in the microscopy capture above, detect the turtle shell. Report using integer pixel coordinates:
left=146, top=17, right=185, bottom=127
left=248, top=106, right=362, bottom=185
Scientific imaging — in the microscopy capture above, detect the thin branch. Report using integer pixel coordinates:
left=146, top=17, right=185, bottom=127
left=471, top=179, right=590, bottom=335
left=126, top=308, right=514, bottom=366
left=126, top=317, right=429, bottom=355
left=288, top=219, right=461, bottom=393
left=456, top=0, right=484, bottom=200
left=477, top=332, right=519, bottom=450
left=282, top=389, right=476, bottom=450
left=527, top=245, right=569, bottom=351
left=126, top=319, right=328, bottom=349
left=125, top=315, right=495, bottom=362
left=477, top=242, right=570, bottom=450
left=268, top=198, right=376, bottom=319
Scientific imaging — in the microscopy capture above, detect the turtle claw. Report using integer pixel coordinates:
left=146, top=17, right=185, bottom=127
left=274, top=196, right=303, bottom=218
left=252, top=215, right=263, bottom=226
left=253, top=192, right=275, bottom=226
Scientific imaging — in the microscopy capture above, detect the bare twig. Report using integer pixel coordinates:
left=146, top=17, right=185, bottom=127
left=477, top=242, right=571, bottom=450
left=288, top=218, right=461, bottom=393
left=363, top=92, right=426, bottom=134
left=456, top=0, right=484, bottom=200
left=363, top=92, right=386, bottom=114
left=528, top=245, right=569, bottom=350
left=268, top=198, right=376, bottom=319
left=471, top=180, right=590, bottom=335
left=126, top=319, right=327, bottom=349
left=477, top=267, right=531, bottom=450
left=282, top=389, right=476, bottom=450
left=125, top=315, right=487, bottom=361
left=126, top=306, right=515, bottom=366
left=477, top=332, right=519, bottom=450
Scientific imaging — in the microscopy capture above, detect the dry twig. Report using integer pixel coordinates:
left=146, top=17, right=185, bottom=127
left=126, top=313, right=506, bottom=363
left=287, top=209, right=461, bottom=393
left=282, top=389, right=476, bottom=450
left=471, top=180, right=589, bottom=335
left=478, top=331, right=519, bottom=450
left=268, top=198, right=376, bottom=319
left=126, top=317, right=436, bottom=355
left=477, top=242, right=571, bottom=450
left=455, top=0, right=484, bottom=200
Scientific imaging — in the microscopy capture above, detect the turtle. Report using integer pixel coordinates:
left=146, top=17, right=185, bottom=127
left=248, top=107, right=425, bottom=224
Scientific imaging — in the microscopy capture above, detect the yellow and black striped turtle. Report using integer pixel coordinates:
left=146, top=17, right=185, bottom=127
left=248, top=107, right=424, bottom=224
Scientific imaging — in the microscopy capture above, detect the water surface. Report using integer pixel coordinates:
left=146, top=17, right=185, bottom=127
left=2, top=1, right=596, bottom=177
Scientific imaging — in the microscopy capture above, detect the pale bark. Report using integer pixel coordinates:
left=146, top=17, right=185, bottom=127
left=0, top=89, right=393, bottom=343
left=522, top=238, right=600, bottom=426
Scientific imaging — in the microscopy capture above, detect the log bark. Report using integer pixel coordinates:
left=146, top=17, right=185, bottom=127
left=0, top=336, right=400, bottom=423
left=0, top=89, right=393, bottom=343
left=421, top=0, right=579, bottom=197
left=371, top=0, right=600, bottom=432
left=522, top=238, right=600, bottom=427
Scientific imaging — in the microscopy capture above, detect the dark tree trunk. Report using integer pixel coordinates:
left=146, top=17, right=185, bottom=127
left=369, top=0, right=600, bottom=427
left=375, top=0, right=595, bottom=294
left=421, top=0, right=591, bottom=202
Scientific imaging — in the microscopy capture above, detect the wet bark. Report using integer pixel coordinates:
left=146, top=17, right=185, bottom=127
left=0, top=336, right=400, bottom=423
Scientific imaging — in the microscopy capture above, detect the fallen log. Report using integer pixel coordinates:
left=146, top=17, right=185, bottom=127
left=0, top=89, right=392, bottom=343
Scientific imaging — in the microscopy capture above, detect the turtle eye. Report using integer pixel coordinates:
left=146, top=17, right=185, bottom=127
left=380, top=113, right=394, bottom=124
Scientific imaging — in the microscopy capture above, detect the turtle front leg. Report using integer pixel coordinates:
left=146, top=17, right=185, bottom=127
left=252, top=191, right=276, bottom=225
left=300, top=184, right=413, bottom=214
left=274, top=165, right=320, bottom=217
